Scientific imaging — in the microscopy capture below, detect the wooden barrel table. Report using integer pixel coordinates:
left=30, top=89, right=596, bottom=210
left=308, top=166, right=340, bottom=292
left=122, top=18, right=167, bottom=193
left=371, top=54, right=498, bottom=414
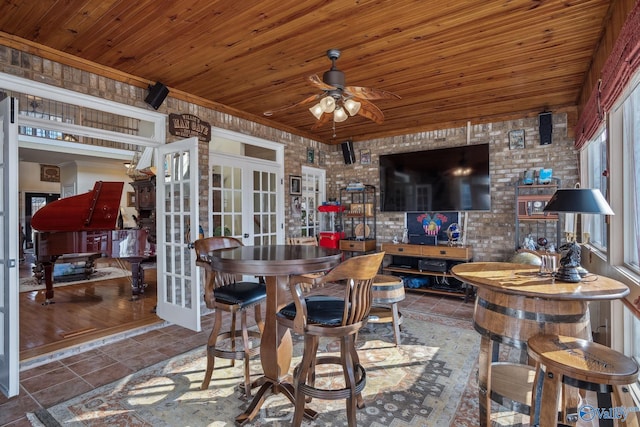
left=450, top=262, right=630, bottom=427
left=473, top=287, right=592, bottom=423
left=368, top=274, right=405, bottom=346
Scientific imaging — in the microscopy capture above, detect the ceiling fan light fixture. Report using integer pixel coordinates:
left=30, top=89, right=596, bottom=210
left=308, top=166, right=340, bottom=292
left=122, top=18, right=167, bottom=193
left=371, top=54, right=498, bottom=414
left=320, top=95, right=336, bottom=113
left=344, top=98, right=361, bottom=116
left=309, top=103, right=324, bottom=120
left=334, top=106, right=348, bottom=122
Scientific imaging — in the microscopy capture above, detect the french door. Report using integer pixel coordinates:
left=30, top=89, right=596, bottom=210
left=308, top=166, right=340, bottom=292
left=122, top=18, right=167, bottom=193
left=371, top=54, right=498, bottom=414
left=155, top=137, right=201, bottom=331
left=208, top=154, right=281, bottom=246
left=300, top=166, right=326, bottom=238
left=1, top=97, right=19, bottom=397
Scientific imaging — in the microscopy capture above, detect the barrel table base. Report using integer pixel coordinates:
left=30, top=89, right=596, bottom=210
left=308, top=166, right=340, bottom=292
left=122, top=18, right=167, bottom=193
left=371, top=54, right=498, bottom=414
left=368, top=275, right=405, bottom=346
left=474, top=288, right=592, bottom=427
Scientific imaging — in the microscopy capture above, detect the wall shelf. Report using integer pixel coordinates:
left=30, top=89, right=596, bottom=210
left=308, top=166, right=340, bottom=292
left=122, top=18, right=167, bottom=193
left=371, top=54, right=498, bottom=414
left=514, top=177, right=561, bottom=251
left=339, top=184, right=376, bottom=254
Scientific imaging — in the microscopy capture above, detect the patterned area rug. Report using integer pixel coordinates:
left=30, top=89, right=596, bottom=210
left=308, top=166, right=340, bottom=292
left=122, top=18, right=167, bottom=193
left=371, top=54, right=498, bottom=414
left=32, top=313, right=483, bottom=426
left=19, top=267, right=132, bottom=293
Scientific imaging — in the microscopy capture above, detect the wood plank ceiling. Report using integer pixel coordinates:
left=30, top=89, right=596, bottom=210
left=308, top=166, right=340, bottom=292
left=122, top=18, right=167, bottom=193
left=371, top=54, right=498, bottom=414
left=0, top=0, right=613, bottom=145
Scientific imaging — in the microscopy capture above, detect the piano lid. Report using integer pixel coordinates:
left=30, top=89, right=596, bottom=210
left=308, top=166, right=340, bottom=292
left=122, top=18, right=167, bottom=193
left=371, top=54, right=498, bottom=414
left=31, top=181, right=125, bottom=232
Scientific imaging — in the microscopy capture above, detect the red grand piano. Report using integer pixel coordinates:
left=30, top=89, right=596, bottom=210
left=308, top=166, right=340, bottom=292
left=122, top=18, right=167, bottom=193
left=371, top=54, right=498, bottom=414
left=31, top=181, right=156, bottom=304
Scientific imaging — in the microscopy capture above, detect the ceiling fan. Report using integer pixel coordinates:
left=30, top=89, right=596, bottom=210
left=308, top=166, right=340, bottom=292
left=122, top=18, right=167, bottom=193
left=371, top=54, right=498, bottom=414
left=264, top=49, right=400, bottom=130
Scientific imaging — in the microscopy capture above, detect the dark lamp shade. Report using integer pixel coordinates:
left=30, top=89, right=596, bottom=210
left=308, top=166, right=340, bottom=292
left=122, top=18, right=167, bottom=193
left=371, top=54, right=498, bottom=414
left=543, top=188, right=614, bottom=215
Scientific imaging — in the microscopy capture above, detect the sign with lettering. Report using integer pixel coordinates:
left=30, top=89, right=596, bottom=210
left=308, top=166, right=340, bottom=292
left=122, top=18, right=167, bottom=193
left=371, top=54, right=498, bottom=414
left=169, top=113, right=211, bottom=142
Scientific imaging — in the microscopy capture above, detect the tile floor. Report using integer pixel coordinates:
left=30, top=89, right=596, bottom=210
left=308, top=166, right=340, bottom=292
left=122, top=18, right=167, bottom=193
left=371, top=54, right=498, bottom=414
left=0, top=285, right=474, bottom=427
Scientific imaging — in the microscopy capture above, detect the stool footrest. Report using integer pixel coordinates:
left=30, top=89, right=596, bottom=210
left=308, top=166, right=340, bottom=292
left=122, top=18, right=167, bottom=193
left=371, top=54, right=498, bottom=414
left=299, top=361, right=366, bottom=401
left=368, top=306, right=403, bottom=324
left=209, top=330, right=261, bottom=360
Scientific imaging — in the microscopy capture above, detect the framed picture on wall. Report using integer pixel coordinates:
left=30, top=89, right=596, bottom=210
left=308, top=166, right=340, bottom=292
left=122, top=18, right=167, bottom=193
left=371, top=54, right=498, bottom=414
left=291, top=196, right=302, bottom=218
left=290, top=175, right=302, bottom=195
left=40, top=164, right=60, bottom=182
left=360, top=149, right=371, bottom=165
left=509, top=129, right=525, bottom=149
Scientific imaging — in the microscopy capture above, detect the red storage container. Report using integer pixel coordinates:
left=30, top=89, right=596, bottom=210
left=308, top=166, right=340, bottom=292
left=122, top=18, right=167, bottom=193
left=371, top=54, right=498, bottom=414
left=319, top=231, right=345, bottom=249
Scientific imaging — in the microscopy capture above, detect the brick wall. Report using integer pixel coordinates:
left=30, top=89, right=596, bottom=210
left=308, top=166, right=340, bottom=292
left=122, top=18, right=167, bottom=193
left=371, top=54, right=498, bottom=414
left=324, top=117, right=578, bottom=262
left=1, top=45, right=578, bottom=261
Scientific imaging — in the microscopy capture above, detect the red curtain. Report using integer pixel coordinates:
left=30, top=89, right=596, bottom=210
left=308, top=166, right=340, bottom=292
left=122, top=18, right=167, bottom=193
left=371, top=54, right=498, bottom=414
left=575, top=2, right=640, bottom=149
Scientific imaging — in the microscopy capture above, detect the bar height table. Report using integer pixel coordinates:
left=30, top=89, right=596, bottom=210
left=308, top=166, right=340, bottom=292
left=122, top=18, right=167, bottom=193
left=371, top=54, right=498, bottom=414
left=210, top=244, right=343, bottom=425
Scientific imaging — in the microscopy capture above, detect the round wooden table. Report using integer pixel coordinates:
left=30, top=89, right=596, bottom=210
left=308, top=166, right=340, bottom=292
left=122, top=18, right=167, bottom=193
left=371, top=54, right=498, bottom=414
left=210, top=244, right=343, bottom=425
left=451, top=262, right=630, bottom=427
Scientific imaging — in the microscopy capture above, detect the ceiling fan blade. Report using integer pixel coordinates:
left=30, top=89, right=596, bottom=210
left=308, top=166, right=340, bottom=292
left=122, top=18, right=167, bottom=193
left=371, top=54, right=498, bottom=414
left=310, top=112, right=332, bottom=130
left=357, top=98, right=385, bottom=124
left=263, top=94, right=321, bottom=116
left=308, top=74, right=336, bottom=91
left=344, top=86, right=401, bottom=100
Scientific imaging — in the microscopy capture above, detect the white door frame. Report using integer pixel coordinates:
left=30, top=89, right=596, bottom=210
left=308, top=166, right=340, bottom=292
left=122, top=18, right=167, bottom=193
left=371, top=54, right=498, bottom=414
left=0, top=97, right=20, bottom=397
left=0, top=72, right=165, bottom=397
left=209, top=128, right=285, bottom=245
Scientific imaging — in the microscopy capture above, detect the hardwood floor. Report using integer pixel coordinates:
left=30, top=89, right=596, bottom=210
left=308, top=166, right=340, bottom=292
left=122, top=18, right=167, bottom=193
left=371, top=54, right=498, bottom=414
left=19, top=252, right=161, bottom=362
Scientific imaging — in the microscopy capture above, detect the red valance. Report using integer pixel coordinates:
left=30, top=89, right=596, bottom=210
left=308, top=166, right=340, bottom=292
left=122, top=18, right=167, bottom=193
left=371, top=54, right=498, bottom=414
left=574, top=80, right=602, bottom=150
left=575, top=1, right=640, bottom=149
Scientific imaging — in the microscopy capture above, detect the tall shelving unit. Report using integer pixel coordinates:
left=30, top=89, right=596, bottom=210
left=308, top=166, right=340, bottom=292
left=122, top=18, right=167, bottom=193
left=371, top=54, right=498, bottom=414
left=514, top=177, right=561, bottom=251
left=338, top=184, right=377, bottom=253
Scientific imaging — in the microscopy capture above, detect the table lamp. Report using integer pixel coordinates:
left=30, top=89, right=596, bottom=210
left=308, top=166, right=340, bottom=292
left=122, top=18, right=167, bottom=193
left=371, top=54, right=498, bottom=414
left=543, top=188, right=614, bottom=282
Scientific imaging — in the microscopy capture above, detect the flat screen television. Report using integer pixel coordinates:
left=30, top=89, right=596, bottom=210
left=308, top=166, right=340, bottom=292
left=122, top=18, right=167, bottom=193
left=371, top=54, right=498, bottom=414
left=379, top=144, right=491, bottom=212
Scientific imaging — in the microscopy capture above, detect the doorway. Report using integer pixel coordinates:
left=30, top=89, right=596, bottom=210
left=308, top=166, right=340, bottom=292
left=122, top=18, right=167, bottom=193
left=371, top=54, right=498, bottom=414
left=208, top=129, right=285, bottom=246
left=24, top=192, right=59, bottom=246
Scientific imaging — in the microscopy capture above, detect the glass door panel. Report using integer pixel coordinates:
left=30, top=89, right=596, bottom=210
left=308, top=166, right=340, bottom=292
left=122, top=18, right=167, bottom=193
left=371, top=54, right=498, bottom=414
left=209, top=155, right=280, bottom=246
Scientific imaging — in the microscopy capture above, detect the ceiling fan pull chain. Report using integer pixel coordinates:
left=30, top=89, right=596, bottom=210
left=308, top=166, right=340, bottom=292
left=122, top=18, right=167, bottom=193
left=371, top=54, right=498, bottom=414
left=332, top=120, right=337, bottom=138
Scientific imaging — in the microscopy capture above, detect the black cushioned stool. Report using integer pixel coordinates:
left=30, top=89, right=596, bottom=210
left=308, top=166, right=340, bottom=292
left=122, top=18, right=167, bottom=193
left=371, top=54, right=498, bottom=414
left=527, top=334, right=639, bottom=427
left=277, top=252, right=385, bottom=427
left=194, top=236, right=266, bottom=398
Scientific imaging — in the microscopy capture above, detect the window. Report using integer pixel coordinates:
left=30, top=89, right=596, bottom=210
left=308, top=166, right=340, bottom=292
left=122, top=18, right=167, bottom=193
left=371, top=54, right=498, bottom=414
left=622, top=82, right=640, bottom=271
left=611, top=69, right=640, bottom=390
left=584, top=68, right=640, bottom=392
left=583, top=128, right=608, bottom=250
left=625, top=307, right=640, bottom=399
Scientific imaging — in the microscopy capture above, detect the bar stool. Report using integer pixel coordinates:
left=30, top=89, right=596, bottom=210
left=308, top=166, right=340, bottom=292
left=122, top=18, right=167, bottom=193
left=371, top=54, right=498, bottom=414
left=194, top=236, right=266, bottom=398
left=277, top=252, right=385, bottom=427
left=367, top=274, right=405, bottom=346
left=527, top=334, right=640, bottom=427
